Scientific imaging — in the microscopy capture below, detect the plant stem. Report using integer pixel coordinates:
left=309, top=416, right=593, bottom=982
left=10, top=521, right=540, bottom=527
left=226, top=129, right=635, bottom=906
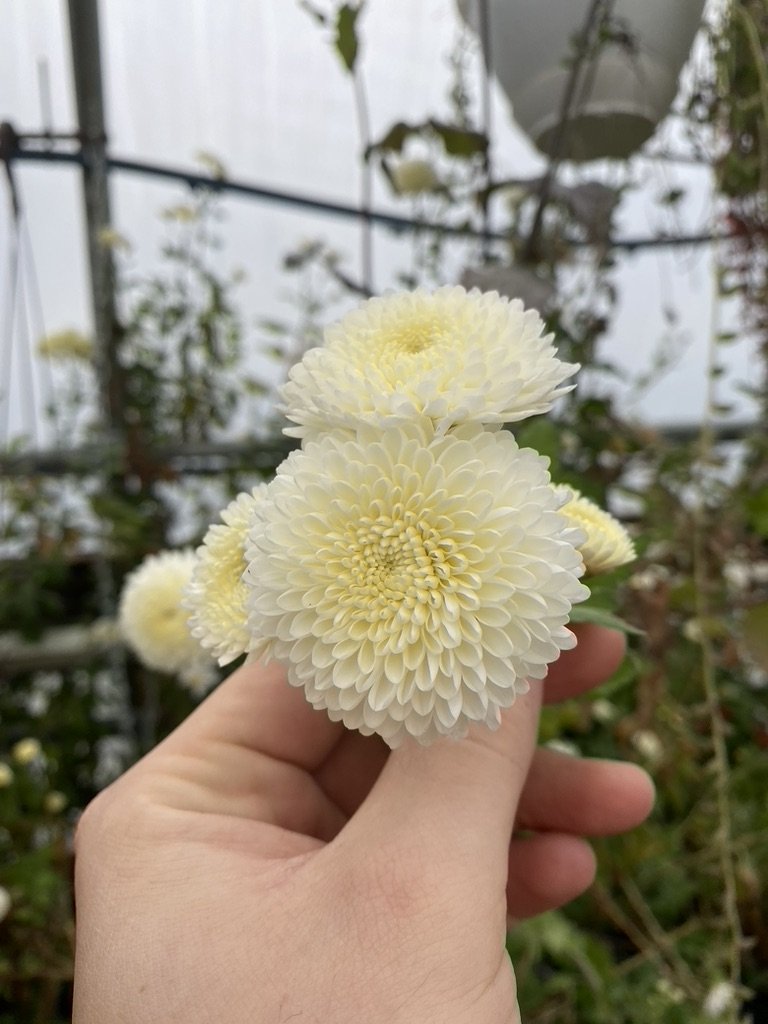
left=691, top=242, right=744, bottom=992
left=352, top=66, right=374, bottom=293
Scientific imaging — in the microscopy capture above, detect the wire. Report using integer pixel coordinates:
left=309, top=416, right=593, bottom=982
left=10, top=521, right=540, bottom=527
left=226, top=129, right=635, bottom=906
left=10, top=143, right=733, bottom=253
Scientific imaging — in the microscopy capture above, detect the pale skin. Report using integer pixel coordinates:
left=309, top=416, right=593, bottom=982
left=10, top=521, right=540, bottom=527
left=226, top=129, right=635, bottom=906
left=73, top=625, right=654, bottom=1023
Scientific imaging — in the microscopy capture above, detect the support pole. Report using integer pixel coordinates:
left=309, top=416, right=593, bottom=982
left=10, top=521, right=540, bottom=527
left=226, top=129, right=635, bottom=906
left=66, top=0, right=125, bottom=431
left=66, top=0, right=135, bottom=752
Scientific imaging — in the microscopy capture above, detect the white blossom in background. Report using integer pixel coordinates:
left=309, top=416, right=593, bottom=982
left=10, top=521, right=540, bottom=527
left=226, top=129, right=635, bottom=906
left=631, top=729, right=663, bottom=765
left=118, top=550, right=216, bottom=689
left=244, top=421, right=588, bottom=747
left=702, top=980, right=737, bottom=1019
left=591, top=698, right=618, bottom=723
left=36, top=329, right=93, bottom=361
left=628, top=564, right=671, bottom=592
left=281, top=286, right=578, bottom=440
left=682, top=617, right=705, bottom=644
left=545, top=738, right=580, bottom=757
left=177, top=659, right=219, bottom=696
left=553, top=485, right=636, bottom=574
left=745, top=663, right=768, bottom=689
left=0, top=763, right=13, bottom=787
left=723, top=558, right=751, bottom=594
left=43, top=791, right=68, bottom=814
left=12, top=738, right=43, bottom=765
left=185, top=485, right=269, bottom=665
left=390, top=158, right=440, bottom=195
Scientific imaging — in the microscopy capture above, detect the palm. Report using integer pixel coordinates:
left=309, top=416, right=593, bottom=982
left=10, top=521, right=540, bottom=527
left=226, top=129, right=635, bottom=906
left=136, top=627, right=650, bottom=917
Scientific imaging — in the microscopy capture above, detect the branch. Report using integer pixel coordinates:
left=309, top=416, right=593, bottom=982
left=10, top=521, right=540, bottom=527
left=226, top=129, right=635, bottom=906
left=0, top=620, right=121, bottom=675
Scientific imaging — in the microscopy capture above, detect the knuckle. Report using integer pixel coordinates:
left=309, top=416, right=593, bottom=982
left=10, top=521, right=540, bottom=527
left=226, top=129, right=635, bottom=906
left=73, top=775, right=150, bottom=860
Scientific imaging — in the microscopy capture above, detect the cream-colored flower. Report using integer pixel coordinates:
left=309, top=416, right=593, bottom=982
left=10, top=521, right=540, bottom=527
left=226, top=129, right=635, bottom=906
left=36, top=329, right=93, bottom=361
left=185, top=486, right=268, bottom=665
left=280, top=287, right=578, bottom=439
left=244, top=421, right=588, bottom=747
left=391, top=158, right=440, bottom=195
left=118, top=550, right=213, bottom=681
left=12, top=738, right=42, bottom=765
left=553, top=486, right=635, bottom=574
left=0, top=763, right=12, bottom=787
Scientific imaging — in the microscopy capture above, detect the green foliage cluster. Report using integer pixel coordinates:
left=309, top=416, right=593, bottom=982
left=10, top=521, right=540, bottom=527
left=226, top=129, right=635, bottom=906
left=2, top=5, right=768, bottom=1022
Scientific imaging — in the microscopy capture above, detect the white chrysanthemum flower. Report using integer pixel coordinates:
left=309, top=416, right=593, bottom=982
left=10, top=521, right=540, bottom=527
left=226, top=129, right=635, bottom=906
left=280, top=287, right=578, bottom=439
left=184, top=486, right=268, bottom=665
left=244, top=422, right=589, bottom=747
left=118, top=551, right=215, bottom=687
left=553, top=486, right=635, bottom=574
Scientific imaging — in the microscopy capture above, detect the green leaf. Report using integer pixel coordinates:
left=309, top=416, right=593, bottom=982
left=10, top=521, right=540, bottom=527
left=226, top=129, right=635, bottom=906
left=428, top=119, right=488, bottom=157
left=335, top=3, right=363, bottom=73
left=569, top=604, right=645, bottom=636
left=742, top=603, right=768, bottom=671
left=513, top=417, right=562, bottom=470
left=367, top=120, right=415, bottom=156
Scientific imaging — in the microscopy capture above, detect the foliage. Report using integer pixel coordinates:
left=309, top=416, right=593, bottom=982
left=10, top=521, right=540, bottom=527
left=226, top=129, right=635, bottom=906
left=2, top=5, right=768, bottom=1022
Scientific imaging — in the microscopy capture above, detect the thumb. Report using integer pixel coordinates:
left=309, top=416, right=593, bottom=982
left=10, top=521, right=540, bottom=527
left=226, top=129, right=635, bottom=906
left=347, top=686, right=542, bottom=891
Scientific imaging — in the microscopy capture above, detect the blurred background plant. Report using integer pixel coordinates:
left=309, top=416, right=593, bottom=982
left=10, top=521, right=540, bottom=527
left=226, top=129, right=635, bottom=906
left=1, top=1, right=768, bottom=1021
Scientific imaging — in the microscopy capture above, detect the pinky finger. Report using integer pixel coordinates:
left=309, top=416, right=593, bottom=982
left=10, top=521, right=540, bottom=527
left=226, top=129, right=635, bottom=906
left=506, top=832, right=597, bottom=924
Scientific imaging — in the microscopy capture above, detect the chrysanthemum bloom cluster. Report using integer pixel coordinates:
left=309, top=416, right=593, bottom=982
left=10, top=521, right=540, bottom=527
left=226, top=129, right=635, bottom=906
left=553, top=485, right=636, bottom=574
left=186, top=286, right=635, bottom=745
left=118, top=550, right=217, bottom=694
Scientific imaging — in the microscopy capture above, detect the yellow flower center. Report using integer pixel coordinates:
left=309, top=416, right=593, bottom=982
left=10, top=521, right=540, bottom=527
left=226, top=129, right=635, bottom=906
left=336, top=506, right=462, bottom=621
left=383, top=315, right=447, bottom=355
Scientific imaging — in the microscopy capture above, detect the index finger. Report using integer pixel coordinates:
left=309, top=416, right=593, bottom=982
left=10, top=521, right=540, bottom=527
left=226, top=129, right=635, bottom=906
left=543, top=625, right=625, bottom=704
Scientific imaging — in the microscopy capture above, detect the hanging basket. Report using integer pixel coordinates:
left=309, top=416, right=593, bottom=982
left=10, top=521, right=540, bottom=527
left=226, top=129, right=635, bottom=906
left=458, top=0, right=706, bottom=161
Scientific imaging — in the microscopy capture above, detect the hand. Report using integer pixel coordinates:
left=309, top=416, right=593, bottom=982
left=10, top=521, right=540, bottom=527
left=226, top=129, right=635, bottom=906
left=73, top=625, right=653, bottom=1023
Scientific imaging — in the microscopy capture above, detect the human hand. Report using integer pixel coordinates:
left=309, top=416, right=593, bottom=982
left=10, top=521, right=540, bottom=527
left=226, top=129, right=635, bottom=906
left=73, top=625, right=653, bottom=1023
